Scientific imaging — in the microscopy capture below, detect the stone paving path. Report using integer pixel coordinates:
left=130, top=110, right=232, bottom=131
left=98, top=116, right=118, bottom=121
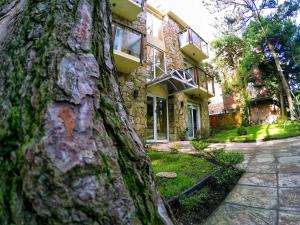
left=204, top=136, right=300, bottom=225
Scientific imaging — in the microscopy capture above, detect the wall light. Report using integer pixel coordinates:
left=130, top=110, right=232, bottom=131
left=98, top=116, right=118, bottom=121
left=133, top=89, right=139, bottom=99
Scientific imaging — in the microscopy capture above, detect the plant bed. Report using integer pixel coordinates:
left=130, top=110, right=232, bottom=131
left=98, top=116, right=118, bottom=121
left=168, top=147, right=245, bottom=224
left=148, top=150, right=215, bottom=199
left=167, top=169, right=219, bottom=207
left=149, top=148, right=244, bottom=224
left=171, top=167, right=243, bottom=225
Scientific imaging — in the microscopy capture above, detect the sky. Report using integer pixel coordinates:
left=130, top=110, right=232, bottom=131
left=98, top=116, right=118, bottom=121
left=164, top=0, right=217, bottom=42
left=149, top=0, right=300, bottom=44
left=153, top=0, right=218, bottom=43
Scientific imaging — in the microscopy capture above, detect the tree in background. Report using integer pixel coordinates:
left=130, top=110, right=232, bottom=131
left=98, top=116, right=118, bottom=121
left=211, top=15, right=300, bottom=123
left=211, top=35, right=251, bottom=126
left=0, top=1, right=175, bottom=224
left=203, top=0, right=300, bottom=119
left=242, top=17, right=300, bottom=119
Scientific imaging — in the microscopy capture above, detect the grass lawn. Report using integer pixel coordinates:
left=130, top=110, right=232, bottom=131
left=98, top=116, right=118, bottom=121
left=209, top=121, right=300, bottom=143
left=148, top=151, right=215, bottom=198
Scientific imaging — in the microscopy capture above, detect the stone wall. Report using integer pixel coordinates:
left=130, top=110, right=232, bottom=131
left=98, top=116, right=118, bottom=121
left=113, top=8, right=147, bottom=141
left=163, top=16, right=211, bottom=140
left=169, top=93, right=189, bottom=141
left=162, top=16, right=184, bottom=72
left=199, top=97, right=210, bottom=137
left=169, top=93, right=210, bottom=140
left=210, top=112, right=242, bottom=130
left=250, top=102, right=280, bottom=124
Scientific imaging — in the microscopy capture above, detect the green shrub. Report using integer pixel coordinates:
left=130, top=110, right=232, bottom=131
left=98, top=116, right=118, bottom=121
left=211, top=149, right=244, bottom=166
left=210, top=150, right=244, bottom=185
left=191, top=139, right=209, bottom=151
left=180, top=187, right=209, bottom=210
left=237, top=126, right=247, bottom=136
left=212, top=167, right=243, bottom=185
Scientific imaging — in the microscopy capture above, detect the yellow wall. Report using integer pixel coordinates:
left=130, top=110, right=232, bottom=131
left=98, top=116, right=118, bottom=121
left=147, top=84, right=168, bottom=98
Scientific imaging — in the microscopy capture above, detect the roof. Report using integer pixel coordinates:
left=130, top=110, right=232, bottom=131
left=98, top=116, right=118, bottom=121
left=167, top=11, right=188, bottom=28
left=147, top=70, right=197, bottom=95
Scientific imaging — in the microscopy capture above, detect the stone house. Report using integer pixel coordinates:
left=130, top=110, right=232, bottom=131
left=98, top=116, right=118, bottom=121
left=110, top=0, right=215, bottom=142
left=209, top=67, right=280, bottom=129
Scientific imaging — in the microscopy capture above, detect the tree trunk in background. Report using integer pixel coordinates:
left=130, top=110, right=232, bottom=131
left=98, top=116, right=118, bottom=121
left=279, top=83, right=287, bottom=120
left=0, top=1, right=175, bottom=224
left=252, top=7, right=296, bottom=120
left=267, top=43, right=295, bottom=120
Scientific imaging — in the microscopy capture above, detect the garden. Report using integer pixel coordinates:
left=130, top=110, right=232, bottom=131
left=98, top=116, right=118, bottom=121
left=148, top=148, right=244, bottom=224
left=209, top=121, right=300, bottom=143
left=190, top=121, right=300, bottom=151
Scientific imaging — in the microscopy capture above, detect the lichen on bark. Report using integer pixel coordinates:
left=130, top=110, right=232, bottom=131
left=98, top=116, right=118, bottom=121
left=0, top=0, right=175, bottom=225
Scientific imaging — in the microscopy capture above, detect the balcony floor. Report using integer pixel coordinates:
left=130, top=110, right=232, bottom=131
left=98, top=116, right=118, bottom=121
left=181, top=43, right=208, bottom=62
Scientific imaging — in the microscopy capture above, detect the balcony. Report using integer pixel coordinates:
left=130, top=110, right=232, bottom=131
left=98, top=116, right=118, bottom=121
left=112, top=23, right=142, bottom=74
left=183, top=67, right=215, bottom=97
left=179, top=28, right=209, bottom=61
left=147, top=66, right=214, bottom=97
left=110, top=0, right=144, bottom=21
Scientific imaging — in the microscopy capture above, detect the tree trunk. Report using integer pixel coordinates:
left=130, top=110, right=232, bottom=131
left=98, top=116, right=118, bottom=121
left=0, top=1, right=175, bottom=225
left=267, top=43, right=296, bottom=120
left=279, top=82, right=287, bottom=120
left=252, top=6, right=296, bottom=120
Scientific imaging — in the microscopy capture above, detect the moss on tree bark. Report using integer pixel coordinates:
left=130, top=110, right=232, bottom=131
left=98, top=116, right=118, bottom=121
left=0, top=0, right=175, bottom=224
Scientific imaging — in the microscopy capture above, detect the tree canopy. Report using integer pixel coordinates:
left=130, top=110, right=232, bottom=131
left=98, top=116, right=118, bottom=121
left=207, top=0, right=300, bottom=119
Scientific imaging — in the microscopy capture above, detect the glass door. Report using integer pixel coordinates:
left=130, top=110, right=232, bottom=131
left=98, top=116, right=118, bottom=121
left=147, top=96, right=155, bottom=140
left=187, top=104, right=199, bottom=139
left=147, top=96, right=168, bottom=142
left=156, top=97, right=168, bottom=140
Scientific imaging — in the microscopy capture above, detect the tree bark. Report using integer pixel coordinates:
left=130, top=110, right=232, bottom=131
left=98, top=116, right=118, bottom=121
left=267, top=43, right=295, bottom=119
left=0, top=1, right=175, bottom=225
left=279, top=82, right=287, bottom=120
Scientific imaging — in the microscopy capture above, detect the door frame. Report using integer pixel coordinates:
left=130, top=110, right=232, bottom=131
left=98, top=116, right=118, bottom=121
left=187, top=103, right=201, bottom=140
left=146, top=94, right=169, bottom=142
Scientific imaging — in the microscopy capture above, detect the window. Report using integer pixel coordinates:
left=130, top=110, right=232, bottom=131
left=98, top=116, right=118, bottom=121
left=146, top=11, right=163, bottom=41
left=146, top=45, right=166, bottom=80
left=184, top=60, right=194, bottom=77
left=112, top=23, right=142, bottom=59
left=184, top=60, right=199, bottom=84
left=147, top=96, right=168, bottom=141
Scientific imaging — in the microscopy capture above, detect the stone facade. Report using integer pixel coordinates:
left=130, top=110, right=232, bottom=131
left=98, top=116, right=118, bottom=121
left=112, top=9, right=148, bottom=140
left=163, top=16, right=211, bottom=140
left=199, top=97, right=210, bottom=137
left=113, top=5, right=212, bottom=142
left=163, top=17, right=185, bottom=72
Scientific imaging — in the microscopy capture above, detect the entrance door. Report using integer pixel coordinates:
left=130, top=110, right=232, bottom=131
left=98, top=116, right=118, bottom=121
left=188, top=104, right=199, bottom=139
left=147, top=96, right=168, bottom=142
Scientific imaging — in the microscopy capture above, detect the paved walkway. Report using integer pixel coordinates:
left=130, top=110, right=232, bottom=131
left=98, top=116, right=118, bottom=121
left=204, top=136, right=300, bottom=225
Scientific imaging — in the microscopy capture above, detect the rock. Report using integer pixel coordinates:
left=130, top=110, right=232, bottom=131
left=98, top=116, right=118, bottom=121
left=156, top=172, right=177, bottom=179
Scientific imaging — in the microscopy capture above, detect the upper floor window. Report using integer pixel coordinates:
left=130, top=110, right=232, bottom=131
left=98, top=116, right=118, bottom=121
left=146, top=45, right=166, bottom=80
left=146, top=11, right=163, bottom=41
left=183, top=60, right=194, bottom=77
left=112, top=23, right=142, bottom=59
